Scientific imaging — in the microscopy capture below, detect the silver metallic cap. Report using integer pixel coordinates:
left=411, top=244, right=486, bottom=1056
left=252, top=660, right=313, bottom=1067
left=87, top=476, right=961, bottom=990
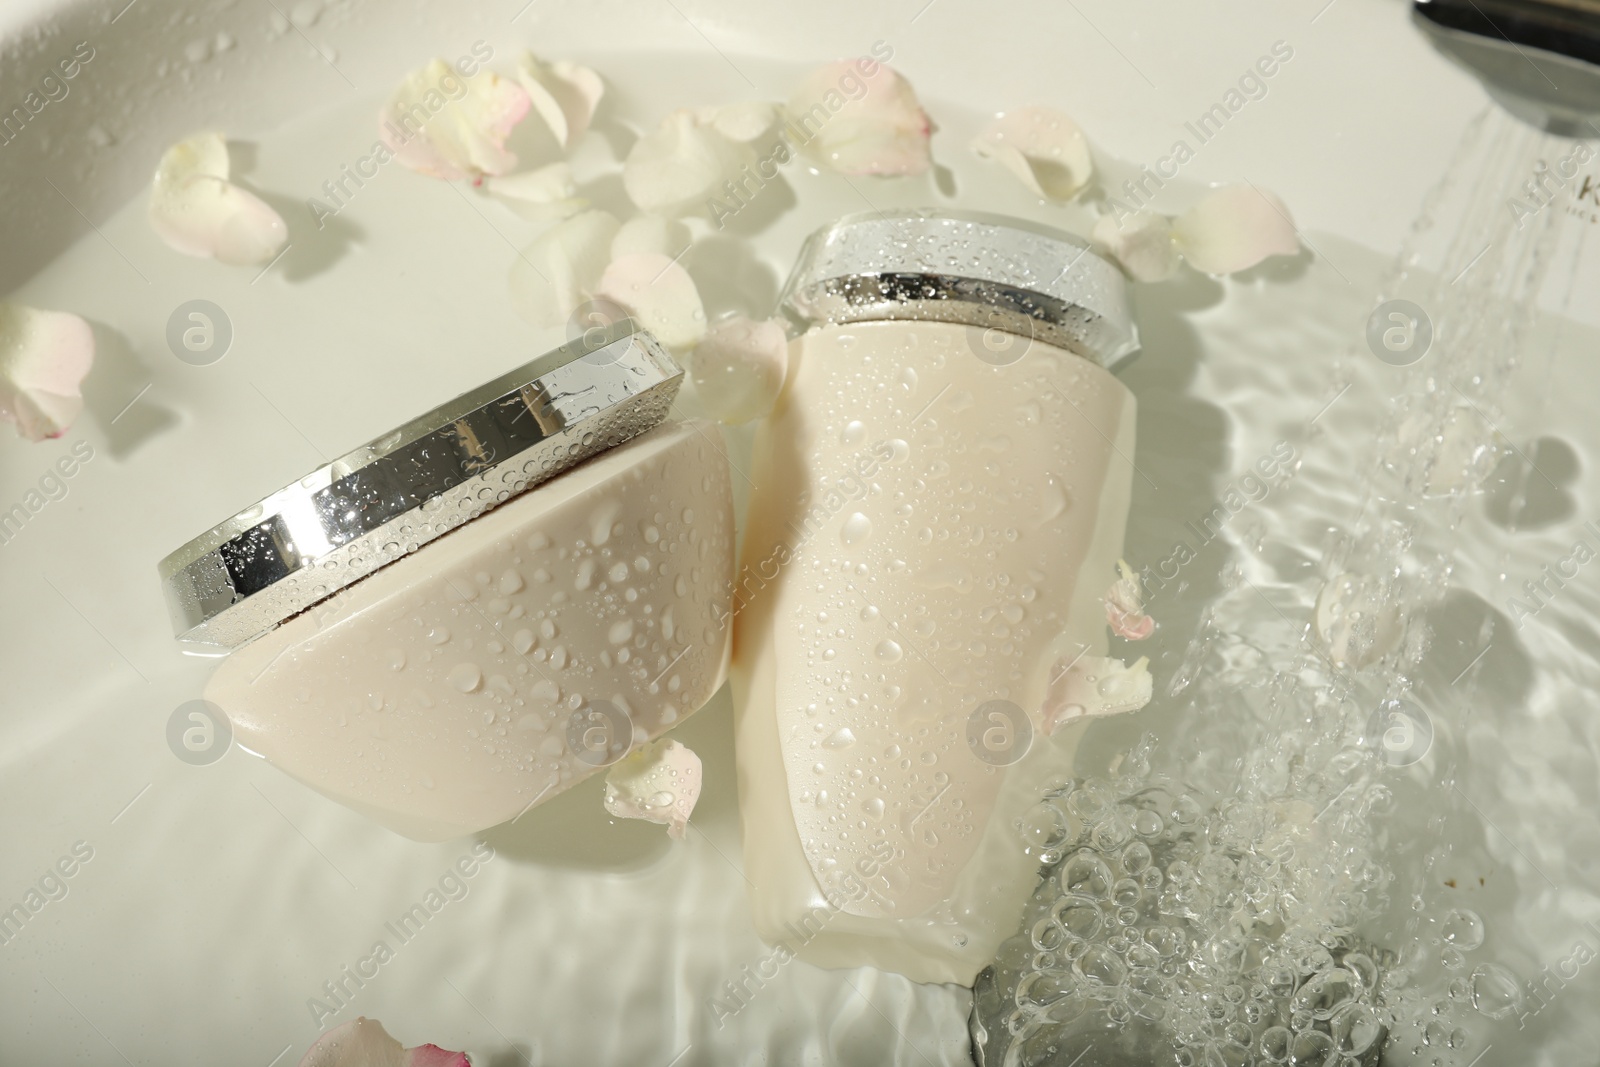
left=778, top=209, right=1138, bottom=368
left=159, top=321, right=683, bottom=651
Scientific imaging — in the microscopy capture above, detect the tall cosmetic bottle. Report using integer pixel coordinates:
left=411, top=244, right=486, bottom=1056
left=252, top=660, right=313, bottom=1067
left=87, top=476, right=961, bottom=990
left=733, top=210, right=1139, bottom=983
left=161, top=323, right=735, bottom=841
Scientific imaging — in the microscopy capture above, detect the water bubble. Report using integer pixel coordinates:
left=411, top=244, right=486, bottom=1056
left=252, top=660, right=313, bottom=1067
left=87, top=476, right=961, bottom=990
left=1291, top=969, right=1356, bottom=1020
left=1259, top=1026, right=1291, bottom=1063
left=1031, top=917, right=1065, bottom=952
left=1469, top=963, right=1523, bottom=1019
left=1053, top=895, right=1104, bottom=939
left=1074, top=945, right=1127, bottom=986
left=1330, top=1003, right=1382, bottom=1054
left=1059, top=852, right=1113, bottom=899
left=1018, top=799, right=1076, bottom=855
left=1287, top=1030, right=1333, bottom=1066
left=1440, top=908, right=1485, bottom=950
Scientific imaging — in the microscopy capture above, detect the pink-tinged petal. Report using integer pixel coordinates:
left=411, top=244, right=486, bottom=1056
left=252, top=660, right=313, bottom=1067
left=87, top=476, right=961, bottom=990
left=516, top=51, right=604, bottom=148
left=1092, top=211, right=1179, bottom=283
left=1106, top=603, right=1155, bottom=640
left=595, top=252, right=706, bottom=352
left=1102, top=558, right=1155, bottom=641
left=623, top=109, right=756, bottom=217
left=603, top=738, right=703, bottom=840
left=148, top=132, right=288, bottom=266
left=690, top=315, right=788, bottom=424
left=1171, top=184, right=1300, bottom=275
left=0, top=304, right=95, bottom=441
left=297, top=1019, right=469, bottom=1067
left=971, top=106, right=1093, bottom=200
left=298, top=1017, right=408, bottom=1067
left=785, top=60, right=931, bottom=176
left=486, top=162, right=587, bottom=221
left=381, top=59, right=531, bottom=181
left=1039, top=655, right=1152, bottom=736
left=507, top=209, right=620, bottom=328
left=403, top=1046, right=471, bottom=1067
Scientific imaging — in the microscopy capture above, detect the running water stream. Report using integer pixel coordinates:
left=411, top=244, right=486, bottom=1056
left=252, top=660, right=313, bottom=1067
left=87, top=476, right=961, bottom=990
left=971, top=109, right=1591, bottom=1067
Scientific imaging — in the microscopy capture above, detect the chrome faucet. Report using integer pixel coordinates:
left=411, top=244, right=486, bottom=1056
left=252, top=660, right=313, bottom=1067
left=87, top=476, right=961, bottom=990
left=1414, top=0, right=1600, bottom=135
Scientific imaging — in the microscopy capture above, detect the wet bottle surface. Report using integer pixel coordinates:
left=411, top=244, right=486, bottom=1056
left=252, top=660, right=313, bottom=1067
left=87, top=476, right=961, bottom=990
left=732, top=210, right=1141, bottom=983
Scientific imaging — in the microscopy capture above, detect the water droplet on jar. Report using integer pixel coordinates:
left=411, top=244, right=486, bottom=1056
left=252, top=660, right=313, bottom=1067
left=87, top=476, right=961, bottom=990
left=841, top=512, right=872, bottom=546
left=448, top=663, right=483, bottom=692
left=823, top=727, right=856, bottom=749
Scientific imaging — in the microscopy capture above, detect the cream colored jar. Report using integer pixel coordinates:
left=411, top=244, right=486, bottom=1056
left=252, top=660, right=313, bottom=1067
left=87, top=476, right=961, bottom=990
left=160, top=325, right=734, bottom=841
left=732, top=211, right=1139, bottom=984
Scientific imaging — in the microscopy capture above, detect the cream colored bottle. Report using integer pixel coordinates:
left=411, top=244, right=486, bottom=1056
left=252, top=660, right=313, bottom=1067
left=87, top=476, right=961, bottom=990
left=732, top=211, right=1139, bottom=984
left=161, top=325, right=735, bottom=841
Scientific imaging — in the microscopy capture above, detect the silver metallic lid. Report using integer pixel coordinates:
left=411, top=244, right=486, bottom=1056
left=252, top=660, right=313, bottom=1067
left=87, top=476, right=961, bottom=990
left=159, top=321, right=682, bottom=651
left=778, top=208, right=1138, bottom=368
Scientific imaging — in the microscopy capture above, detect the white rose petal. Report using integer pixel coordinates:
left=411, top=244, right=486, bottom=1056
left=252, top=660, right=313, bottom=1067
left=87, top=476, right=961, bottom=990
left=507, top=209, right=621, bottom=328
left=515, top=51, right=604, bottom=148
left=596, top=252, right=706, bottom=352
left=0, top=304, right=94, bottom=442
left=1172, top=184, right=1300, bottom=275
left=695, top=100, right=781, bottom=144
left=690, top=315, right=788, bottom=424
left=611, top=214, right=691, bottom=261
left=603, top=738, right=703, bottom=840
left=1040, top=654, right=1153, bottom=735
left=786, top=59, right=931, bottom=176
left=486, top=162, right=587, bottom=220
left=1092, top=211, right=1179, bottom=283
left=971, top=106, right=1093, bottom=200
left=148, top=131, right=288, bottom=266
left=623, top=109, right=756, bottom=217
left=381, top=59, right=531, bottom=181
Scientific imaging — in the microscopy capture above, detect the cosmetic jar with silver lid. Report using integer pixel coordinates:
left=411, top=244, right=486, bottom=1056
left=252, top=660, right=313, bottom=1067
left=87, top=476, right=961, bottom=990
left=733, top=209, right=1140, bottom=984
left=163, top=321, right=736, bottom=841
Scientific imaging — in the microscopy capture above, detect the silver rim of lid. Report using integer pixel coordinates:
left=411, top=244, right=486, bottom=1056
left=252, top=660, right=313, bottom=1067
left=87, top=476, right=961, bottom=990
left=778, top=208, right=1138, bottom=368
left=158, top=321, right=682, bottom=651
